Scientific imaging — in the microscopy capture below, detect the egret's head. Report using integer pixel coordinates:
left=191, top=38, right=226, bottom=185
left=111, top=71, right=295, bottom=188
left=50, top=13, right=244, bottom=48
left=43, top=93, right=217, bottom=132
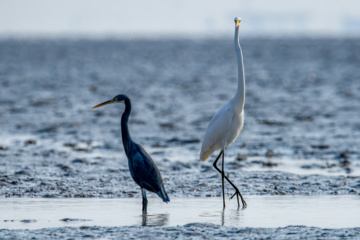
left=234, top=17, right=241, bottom=28
left=92, top=94, right=128, bottom=109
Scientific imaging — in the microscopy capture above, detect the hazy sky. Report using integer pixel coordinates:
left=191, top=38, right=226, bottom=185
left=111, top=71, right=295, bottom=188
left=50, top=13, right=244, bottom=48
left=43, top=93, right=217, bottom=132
left=0, top=0, right=359, bottom=38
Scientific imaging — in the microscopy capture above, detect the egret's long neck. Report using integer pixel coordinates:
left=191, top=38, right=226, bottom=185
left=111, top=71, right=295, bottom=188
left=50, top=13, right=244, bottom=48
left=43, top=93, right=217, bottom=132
left=121, top=98, right=133, bottom=156
left=233, top=26, right=245, bottom=112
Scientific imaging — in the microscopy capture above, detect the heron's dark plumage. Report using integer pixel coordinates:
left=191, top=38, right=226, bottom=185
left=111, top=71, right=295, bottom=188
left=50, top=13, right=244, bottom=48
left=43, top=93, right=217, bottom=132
left=127, top=144, right=170, bottom=202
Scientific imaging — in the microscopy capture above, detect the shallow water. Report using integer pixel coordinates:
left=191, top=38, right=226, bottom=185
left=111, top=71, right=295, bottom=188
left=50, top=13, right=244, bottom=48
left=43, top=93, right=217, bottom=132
left=244, top=157, right=360, bottom=177
left=1, top=195, right=359, bottom=230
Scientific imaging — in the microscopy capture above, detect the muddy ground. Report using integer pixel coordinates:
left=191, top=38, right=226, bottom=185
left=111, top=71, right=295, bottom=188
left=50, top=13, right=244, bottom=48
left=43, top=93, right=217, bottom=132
left=0, top=38, right=359, bottom=239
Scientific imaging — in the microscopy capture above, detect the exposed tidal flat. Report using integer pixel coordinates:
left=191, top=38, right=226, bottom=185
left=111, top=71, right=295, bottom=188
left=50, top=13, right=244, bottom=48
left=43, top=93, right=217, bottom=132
left=0, top=38, right=360, bottom=239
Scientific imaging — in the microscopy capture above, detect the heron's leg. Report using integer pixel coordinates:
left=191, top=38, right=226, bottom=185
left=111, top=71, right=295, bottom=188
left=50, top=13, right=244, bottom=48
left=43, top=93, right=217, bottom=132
left=213, top=151, right=247, bottom=209
left=142, top=188, right=148, bottom=213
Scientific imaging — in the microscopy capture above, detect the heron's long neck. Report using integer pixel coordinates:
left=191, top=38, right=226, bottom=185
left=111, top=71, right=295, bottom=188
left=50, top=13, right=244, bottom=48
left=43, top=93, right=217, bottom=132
left=233, top=26, right=245, bottom=112
left=121, top=98, right=133, bottom=156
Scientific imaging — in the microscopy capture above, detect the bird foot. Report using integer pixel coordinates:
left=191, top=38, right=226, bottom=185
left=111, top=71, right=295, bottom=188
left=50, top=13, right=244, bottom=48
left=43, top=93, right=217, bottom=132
left=229, top=190, right=247, bottom=209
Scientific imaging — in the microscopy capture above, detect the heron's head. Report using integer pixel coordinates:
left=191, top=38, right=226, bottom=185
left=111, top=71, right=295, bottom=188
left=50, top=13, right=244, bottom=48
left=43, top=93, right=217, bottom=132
left=112, top=94, right=127, bottom=104
left=92, top=94, right=128, bottom=109
left=234, top=17, right=241, bottom=28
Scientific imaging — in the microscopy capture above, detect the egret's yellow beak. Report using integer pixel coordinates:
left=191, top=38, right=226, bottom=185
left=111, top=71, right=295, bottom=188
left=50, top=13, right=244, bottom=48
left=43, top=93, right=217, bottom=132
left=92, top=100, right=113, bottom=109
left=235, top=18, right=241, bottom=28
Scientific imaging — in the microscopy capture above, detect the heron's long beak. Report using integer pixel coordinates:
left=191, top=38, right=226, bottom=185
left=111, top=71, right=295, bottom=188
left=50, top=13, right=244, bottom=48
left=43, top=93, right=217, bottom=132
left=92, top=100, right=113, bottom=109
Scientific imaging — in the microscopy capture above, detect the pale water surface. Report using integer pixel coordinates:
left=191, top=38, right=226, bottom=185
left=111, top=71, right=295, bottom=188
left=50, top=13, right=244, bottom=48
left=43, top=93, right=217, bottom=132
left=1, top=196, right=359, bottom=230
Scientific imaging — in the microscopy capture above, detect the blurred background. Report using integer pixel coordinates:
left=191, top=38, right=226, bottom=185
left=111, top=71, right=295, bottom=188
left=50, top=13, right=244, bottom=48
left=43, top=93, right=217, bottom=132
left=1, top=0, right=360, bottom=38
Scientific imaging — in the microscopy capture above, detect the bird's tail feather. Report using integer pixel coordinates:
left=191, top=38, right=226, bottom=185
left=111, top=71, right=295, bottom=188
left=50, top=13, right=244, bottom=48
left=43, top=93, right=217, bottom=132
left=200, top=149, right=212, bottom=162
left=157, top=186, right=170, bottom=203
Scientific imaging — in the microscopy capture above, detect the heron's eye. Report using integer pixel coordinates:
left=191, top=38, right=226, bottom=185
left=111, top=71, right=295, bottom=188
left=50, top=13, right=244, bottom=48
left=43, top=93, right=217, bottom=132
left=114, top=98, right=118, bottom=101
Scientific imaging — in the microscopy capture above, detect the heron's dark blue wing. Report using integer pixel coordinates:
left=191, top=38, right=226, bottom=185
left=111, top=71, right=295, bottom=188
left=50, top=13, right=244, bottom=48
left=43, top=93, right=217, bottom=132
left=128, top=144, right=169, bottom=202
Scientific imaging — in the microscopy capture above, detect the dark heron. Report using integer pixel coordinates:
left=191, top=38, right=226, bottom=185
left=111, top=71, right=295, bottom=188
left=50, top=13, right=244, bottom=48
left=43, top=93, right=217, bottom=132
left=93, top=94, right=170, bottom=213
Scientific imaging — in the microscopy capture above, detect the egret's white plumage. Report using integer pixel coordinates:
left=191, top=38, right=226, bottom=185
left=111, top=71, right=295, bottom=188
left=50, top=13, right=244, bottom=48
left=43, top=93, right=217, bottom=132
left=200, top=100, right=244, bottom=162
left=200, top=17, right=247, bottom=209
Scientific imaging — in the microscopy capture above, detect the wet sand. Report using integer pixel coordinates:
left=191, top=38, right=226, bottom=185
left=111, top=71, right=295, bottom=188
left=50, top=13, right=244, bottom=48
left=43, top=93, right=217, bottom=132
left=0, top=38, right=360, bottom=239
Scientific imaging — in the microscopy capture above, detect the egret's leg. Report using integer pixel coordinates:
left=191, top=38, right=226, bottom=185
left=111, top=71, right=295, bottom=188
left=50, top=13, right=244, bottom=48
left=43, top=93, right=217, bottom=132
left=221, top=149, right=226, bottom=209
left=213, top=151, right=224, bottom=208
left=142, top=188, right=148, bottom=213
left=213, top=151, right=247, bottom=209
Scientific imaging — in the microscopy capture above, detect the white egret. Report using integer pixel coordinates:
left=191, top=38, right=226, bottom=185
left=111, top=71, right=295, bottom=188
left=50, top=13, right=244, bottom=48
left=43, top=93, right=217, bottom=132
left=200, top=17, right=247, bottom=209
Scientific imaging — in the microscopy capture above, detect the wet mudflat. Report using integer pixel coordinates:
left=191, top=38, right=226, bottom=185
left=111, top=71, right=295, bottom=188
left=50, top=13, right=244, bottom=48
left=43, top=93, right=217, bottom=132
left=0, top=38, right=360, bottom=239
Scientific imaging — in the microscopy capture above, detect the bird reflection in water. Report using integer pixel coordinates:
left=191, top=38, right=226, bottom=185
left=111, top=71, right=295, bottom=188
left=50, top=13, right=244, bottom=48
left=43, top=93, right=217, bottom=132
left=221, top=209, right=225, bottom=226
left=221, top=208, right=241, bottom=226
left=141, top=212, right=169, bottom=227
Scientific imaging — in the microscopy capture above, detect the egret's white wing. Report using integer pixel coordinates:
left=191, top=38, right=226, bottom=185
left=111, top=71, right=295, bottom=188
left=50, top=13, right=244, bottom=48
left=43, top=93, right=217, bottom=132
left=200, top=102, right=234, bottom=162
